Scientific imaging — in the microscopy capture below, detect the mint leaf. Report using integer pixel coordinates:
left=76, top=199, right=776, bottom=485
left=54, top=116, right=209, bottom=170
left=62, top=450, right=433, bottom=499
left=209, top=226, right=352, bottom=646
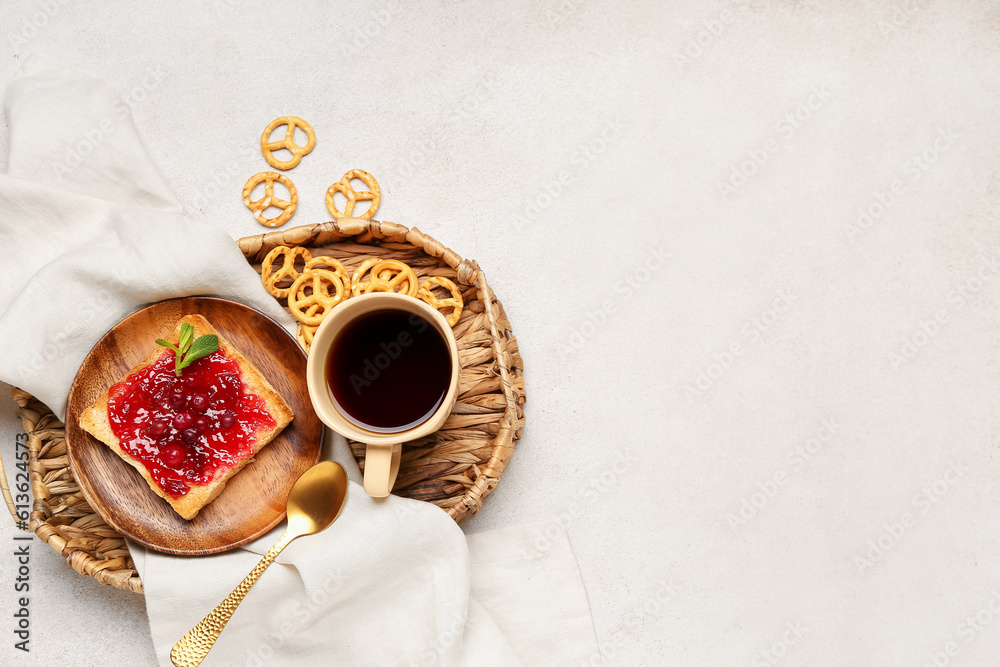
left=155, top=339, right=179, bottom=353
left=156, top=336, right=185, bottom=376
left=155, top=326, right=219, bottom=377
left=178, top=323, right=194, bottom=355
left=176, top=334, right=219, bottom=371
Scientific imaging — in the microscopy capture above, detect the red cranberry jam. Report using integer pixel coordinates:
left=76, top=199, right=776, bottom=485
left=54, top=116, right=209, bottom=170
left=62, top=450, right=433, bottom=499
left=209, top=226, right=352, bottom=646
left=106, top=349, right=276, bottom=499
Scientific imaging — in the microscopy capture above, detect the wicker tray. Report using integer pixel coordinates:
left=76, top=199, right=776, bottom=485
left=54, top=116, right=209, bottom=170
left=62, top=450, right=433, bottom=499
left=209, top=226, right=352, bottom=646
left=1, top=218, right=525, bottom=593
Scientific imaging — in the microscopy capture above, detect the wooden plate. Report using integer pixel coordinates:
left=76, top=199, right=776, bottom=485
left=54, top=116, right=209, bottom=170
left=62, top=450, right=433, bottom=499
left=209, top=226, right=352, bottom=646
left=65, top=297, right=324, bottom=556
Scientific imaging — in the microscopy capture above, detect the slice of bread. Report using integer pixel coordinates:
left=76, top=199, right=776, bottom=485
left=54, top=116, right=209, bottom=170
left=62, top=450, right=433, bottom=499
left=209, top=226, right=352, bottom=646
left=80, top=314, right=293, bottom=520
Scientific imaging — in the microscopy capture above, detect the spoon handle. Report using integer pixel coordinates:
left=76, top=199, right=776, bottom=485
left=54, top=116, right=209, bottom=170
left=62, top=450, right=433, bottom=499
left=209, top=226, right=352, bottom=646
left=170, top=530, right=295, bottom=667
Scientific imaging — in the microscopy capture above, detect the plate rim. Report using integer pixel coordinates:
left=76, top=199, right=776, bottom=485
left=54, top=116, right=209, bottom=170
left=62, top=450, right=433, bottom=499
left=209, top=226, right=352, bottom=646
left=65, top=296, right=323, bottom=556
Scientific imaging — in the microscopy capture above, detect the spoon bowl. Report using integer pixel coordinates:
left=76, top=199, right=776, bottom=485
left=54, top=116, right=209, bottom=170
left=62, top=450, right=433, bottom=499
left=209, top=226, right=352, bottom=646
left=287, top=461, right=349, bottom=536
left=170, top=461, right=349, bottom=667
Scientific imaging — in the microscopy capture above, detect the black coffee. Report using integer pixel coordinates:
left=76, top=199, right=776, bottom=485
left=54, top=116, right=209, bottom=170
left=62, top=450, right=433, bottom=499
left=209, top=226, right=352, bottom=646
left=326, top=309, right=451, bottom=433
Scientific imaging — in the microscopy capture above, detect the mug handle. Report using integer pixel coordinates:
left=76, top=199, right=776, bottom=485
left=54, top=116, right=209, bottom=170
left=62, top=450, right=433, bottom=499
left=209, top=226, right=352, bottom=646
left=363, top=443, right=402, bottom=498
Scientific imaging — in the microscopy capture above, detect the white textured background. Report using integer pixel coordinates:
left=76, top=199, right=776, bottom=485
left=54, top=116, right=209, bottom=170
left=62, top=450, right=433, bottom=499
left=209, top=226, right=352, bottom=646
left=2, top=1, right=1000, bottom=665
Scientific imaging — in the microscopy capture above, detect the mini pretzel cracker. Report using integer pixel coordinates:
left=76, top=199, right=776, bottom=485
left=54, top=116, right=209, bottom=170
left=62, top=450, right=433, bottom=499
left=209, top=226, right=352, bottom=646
left=243, top=171, right=298, bottom=228
left=351, top=259, right=418, bottom=297
left=305, top=256, right=350, bottom=290
left=261, top=116, right=316, bottom=170
left=325, top=169, right=380, bottom=220
left=296, top=324, right=318, bottom=353
left=261, top=246, right=313, bottom=299
left=288, top=269, right=347, bottom=326
left=417, top=277, right=464, bottom=327
left=349, top=258, right=382, bottom=296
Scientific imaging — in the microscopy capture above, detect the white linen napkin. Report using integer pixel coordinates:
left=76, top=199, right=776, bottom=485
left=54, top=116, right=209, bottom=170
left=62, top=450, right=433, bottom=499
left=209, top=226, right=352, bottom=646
left=0, top=57, right=599, bottom=666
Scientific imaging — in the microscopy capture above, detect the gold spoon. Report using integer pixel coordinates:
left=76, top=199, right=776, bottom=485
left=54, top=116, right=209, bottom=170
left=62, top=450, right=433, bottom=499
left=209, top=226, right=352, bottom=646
left=170, top=461, right=349, bottom=667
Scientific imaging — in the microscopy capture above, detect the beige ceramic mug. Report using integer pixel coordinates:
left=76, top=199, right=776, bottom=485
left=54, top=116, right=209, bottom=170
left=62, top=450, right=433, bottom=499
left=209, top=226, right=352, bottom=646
left=306, top=293, right=460, bottom=498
